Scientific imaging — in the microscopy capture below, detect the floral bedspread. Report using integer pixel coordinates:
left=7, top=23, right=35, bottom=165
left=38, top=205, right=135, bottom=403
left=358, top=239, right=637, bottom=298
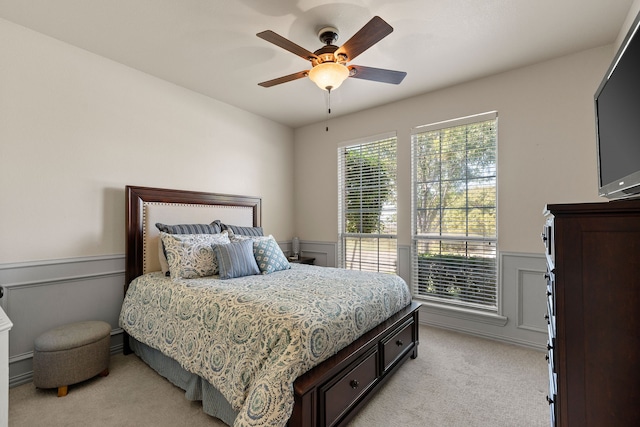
left=119, top=264, right=411, bottom=427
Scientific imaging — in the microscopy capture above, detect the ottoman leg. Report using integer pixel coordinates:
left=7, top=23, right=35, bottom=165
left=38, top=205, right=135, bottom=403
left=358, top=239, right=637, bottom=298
left=57, top=386, right=68, bottom=397
left=99, top=368, right=109, bottom=377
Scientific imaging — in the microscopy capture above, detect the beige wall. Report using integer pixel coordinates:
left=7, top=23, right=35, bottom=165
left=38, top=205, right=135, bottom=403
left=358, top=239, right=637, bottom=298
left=617, top=0, right=640, bottom=47
left=3, top=3, right=635, bottom=263
left=294, top=44, right=614, bottom=254
left=0, top=18, right=295, bottom=263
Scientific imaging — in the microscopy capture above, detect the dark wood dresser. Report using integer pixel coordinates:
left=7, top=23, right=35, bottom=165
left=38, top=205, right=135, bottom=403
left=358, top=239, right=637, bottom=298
left=542, top=200, right=640, bottom=427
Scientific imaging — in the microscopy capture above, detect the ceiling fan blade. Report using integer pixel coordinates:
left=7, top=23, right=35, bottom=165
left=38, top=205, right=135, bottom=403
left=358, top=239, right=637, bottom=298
left=257, top=30, right=318, bottom=62
left=348, top=65, right=407, bottom=84
left=335, top=16, right=393, bottom=62
left=258, top=70, right=309, bottom=88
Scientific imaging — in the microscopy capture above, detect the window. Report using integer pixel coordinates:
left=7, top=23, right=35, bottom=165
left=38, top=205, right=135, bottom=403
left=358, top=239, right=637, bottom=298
left=338, top=133, right=397, bottom=273
left=411, top=112, right=498, bottom=311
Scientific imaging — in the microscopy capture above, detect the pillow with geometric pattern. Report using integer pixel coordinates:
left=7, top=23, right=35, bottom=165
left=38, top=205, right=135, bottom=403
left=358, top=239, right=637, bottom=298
left=252, top=235, right=291, bottom=274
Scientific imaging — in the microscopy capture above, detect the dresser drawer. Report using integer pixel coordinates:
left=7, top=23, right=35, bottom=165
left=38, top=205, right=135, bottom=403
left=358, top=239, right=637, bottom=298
left=547, top=362, right=557, bottom=427
left=548, top=353, right=556, bottom=390
left=546, top=337, right=555, bottom=370
left=542, top=220, right=555, bottom=271
left=321, top=349, right=378, bottom=427
left=382, top=319, right=414, bottom=371
left=546, top=298, right=555, bottom=337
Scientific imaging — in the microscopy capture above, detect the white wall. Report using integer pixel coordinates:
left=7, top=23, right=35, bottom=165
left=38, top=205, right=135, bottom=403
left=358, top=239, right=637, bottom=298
left=293, top=44, right=613, bottom=255
left=0, top=18, right=295, bottom=264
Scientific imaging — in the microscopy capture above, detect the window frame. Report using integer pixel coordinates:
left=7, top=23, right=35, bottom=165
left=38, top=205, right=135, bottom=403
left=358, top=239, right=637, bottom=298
left=338, top=132, right=398, bottom=273
left=411, top=112, right=498, bottom=311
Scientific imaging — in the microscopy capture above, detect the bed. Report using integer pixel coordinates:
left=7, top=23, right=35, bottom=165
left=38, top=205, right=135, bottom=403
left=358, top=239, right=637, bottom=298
left=119, top=185, right=421, bottom=427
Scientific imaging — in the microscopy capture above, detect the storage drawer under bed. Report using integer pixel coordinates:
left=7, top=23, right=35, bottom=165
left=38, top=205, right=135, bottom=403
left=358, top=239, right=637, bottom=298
left=321, top=349, right=379, bottom=427
left=382, top=318, right=415, bottom=372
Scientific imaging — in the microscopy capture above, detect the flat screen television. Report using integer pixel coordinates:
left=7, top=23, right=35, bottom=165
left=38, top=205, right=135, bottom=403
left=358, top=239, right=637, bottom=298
left=594, top=10, right=640, bottom=200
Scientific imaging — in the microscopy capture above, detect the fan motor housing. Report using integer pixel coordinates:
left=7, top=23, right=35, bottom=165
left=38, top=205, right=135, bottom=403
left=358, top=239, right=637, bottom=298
left=318, top=26, right=339, bottom=45
left=314, top=27, right=342, bottom=64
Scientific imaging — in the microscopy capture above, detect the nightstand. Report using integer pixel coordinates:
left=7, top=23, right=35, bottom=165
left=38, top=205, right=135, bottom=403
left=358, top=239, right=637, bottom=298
left=289, top=256, right=315, bottom=265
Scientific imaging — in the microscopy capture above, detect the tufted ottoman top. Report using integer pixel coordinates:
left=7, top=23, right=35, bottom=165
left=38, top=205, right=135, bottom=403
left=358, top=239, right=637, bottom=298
left=34, top=321, right=111, bottom=352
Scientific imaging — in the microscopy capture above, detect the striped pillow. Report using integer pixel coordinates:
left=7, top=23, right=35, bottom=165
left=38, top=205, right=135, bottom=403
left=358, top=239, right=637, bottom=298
left=220, top=223, right=264, bottom=237
left=156, top=221, right=222, bottom=234
left=213, top=240, right=260, bottom=279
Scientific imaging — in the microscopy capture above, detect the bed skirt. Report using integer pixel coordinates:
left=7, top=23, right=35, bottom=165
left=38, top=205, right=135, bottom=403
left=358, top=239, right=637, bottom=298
left=129, top=337, right=238, bottom=425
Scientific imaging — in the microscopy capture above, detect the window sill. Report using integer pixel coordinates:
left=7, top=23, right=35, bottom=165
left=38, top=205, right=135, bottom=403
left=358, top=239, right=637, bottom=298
left=415, top=299, right=508, bottom=327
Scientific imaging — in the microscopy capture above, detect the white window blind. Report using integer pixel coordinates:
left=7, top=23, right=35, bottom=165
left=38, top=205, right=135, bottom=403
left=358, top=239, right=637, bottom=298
left=411, top=112, right=498, bottom=310
left=338, top=134, right=397, bottom=273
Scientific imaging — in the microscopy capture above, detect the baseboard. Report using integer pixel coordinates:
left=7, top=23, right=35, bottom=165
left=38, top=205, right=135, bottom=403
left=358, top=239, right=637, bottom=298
left=9, top=371, right=33, bottom=388
left=420, top=319, right=546, bottom=352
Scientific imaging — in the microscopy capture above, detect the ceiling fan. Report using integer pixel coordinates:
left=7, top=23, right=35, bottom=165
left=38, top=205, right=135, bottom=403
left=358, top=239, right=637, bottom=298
left=257, top=16, right=407, bottom=92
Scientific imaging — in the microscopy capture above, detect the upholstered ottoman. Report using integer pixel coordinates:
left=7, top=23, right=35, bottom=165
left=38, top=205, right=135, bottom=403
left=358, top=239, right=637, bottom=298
left=33, top=321, right=111, bottom=397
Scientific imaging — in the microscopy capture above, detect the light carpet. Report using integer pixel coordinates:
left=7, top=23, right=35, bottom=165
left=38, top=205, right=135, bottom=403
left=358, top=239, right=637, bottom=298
left=9, top=325, right=549, bottom=426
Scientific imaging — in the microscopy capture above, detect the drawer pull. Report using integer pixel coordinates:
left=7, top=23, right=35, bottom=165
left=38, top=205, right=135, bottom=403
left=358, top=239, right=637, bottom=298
left=546, top=395, right=554, bottom=405
left=396, top=340, right=404, bottom=347
left=350, top=379, right=359, bottom=389
left=547, top=342, right=553, bottom=351
left=545, top=354, right=549, bottom=361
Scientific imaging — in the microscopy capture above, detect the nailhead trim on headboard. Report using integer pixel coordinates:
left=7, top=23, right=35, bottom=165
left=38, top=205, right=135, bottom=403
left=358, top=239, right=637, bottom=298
left=142, top=202, right=255, bottom=274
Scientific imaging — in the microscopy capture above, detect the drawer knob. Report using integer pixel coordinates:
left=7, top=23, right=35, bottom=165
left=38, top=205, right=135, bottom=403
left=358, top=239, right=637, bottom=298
left=546, top=395, right=554, bottom=405
left=350, top=379, right=359, bottom=389
left=396, top=340, right=404, bottom=347
left=547, top=342, right=553, bottom=351
left=545, top=354, right=549, bottom=361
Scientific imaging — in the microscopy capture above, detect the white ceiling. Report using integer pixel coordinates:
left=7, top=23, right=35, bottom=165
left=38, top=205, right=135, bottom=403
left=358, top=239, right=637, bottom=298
left=0, top=0, right=634, bottom=128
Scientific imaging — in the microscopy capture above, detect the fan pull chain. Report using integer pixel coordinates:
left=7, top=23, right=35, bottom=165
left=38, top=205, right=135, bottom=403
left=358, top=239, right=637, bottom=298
left=325, top=88, right=331, bottom=131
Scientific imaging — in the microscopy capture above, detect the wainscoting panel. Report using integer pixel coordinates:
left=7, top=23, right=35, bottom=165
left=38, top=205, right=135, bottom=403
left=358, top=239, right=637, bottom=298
left=0, top=256, right=125, bottom=387
left=417, top=252, right=548, bottom=350
left=517, top=268, right=548, bottom=333
left=298, top=240, right=337, bottom=267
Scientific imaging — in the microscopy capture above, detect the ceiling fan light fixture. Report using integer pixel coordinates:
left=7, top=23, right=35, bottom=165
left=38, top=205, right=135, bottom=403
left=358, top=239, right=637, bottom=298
left=308, top=62, right=349, bottom=91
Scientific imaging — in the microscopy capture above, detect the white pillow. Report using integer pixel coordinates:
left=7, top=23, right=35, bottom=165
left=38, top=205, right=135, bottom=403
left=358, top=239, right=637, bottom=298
left=160, top=231, right=230, bottom=279
left=158, top=237, right=171, bottom=275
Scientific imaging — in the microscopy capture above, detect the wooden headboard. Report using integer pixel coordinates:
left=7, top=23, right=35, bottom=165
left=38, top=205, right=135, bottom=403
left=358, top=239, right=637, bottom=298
left=125, top=185, right=262, bottom=288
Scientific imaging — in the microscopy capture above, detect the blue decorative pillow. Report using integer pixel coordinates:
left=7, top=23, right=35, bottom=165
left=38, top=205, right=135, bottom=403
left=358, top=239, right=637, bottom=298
left=213, top=240, right=260, bottom=279
left=253, top=236, right=291, bottom=274
left=220, top=223, right=264, bottom=237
